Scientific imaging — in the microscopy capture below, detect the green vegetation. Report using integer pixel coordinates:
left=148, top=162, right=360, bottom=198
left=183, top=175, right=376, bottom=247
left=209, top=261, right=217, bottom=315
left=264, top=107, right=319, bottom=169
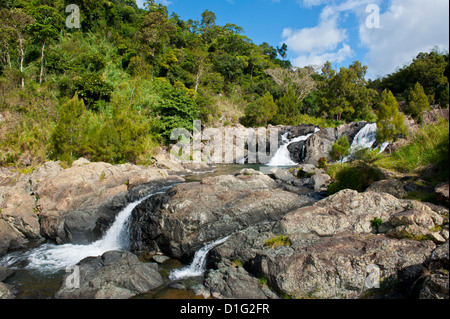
left=264, top=235, right=292, bottom=249
left=405, top=82, right=430, bottom=123
left=0, top=0, right=448, bottom=169
left=376, top=90, right=408, bottom=154
left=375, top=119, right=449, bottom=184
left=330, top=136, right=350, bottom=164
left=327, top=162, right=385, bottom=195
left=371, top=217, right=383, bottom=232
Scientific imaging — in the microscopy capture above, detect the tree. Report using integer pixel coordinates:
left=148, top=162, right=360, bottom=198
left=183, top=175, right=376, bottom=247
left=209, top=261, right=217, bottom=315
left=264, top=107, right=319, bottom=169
left=317, top=61, right=376, bottom=122
left=51, top=94, right=88, bottom=161
left=330, top=136, right=350, bottom=164
left=27, top=5, right=63, bottom=85
left=242, top=92, right=277, bottom=127
left=265, top=66, right=317, bottom=103
left=200, top=9, right=216, bottom=30
left=376, top=90, right=408, bottom=153
left=0, top=8, right=34, bottom=87
left=277, top=43, right=287, bottom=60
left=405, top=82, right=430, bottom=122
left=137, top=10, right=175, bottom=80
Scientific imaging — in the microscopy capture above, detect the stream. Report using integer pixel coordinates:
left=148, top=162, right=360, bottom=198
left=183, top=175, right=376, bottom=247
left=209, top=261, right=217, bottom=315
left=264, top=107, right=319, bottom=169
left=0, top=164, right=272, bottom=299
left=0, top=123, right=386, bottom=299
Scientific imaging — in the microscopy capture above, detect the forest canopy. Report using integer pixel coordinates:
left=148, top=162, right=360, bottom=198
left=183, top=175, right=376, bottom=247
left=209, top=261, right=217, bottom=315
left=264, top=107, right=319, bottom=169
left=0, top=0, right=448, bottom=167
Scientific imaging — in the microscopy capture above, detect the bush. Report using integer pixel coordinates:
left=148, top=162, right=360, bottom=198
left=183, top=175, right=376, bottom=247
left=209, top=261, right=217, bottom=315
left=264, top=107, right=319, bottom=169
left=327, top=163, right=385, bottom=195
left=264, top=235, right=292, bottom=249
left=375, top=119, right=449, bottom=182
left=73, top=73, right=114, bottom=109
left=318, top=157, right=327, bottom=169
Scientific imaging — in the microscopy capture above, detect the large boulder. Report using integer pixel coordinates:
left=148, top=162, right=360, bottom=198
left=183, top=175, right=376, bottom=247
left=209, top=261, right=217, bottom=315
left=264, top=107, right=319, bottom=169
left=129, top=171, right=315, bottom=261
left=36, top=161, right=183, bottom=244
left=205, top=189, right=448, bottom=299
left=435, top=183, right=449, bottom=207
left=303, top=127, right=337, bottom=166
left=254, top=233, right=435, bottom=299
left=0, top=219, right=28, bottom=257
left=204, top=260, right=278, bottom=299
left=55, top=250, right=163, bottom=299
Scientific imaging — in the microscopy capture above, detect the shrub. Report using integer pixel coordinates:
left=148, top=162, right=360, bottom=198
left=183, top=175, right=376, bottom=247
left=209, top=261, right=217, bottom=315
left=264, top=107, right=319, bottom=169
left=264, top=235, right=292, bottom=249
left=318, top=157, right=327, bottom=169
left=371, top=217, right=383, bottom=232
left=327, top=163, right=385, bottom=195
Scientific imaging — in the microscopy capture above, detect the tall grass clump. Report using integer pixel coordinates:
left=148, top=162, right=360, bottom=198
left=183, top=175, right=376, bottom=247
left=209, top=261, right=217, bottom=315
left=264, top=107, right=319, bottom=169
left=375, top=119, right=449, bottom=182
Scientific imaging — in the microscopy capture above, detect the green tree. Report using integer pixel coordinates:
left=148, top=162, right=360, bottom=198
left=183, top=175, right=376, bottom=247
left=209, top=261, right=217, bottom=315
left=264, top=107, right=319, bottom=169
left=137, top=10, right=175, bottom=80
left=273, top=87, right=302, bottom=125
left=317, top=61, right=376, bottom=122
left=376, top=90, right=408, bottom=153
left=50, top=94, right=88, bottom=161
left=330, top=136, right=350, bottom=164
left=242, top=92, right=277, bottom=127
left=0, top=8, right=34, bottom=87
left=405, top=82, right=430, bottom=122
left=27, top=4, right=63, bottom=85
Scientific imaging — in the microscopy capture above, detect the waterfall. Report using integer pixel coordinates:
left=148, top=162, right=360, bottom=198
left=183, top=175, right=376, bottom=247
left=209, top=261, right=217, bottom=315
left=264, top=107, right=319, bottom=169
left=0, top=188, right=168, bottom=272
left=169, top=236, right=230, bottom=280
left=267, top=128, right=319, bottom=166
left=343, top=123, right=390, bottom=162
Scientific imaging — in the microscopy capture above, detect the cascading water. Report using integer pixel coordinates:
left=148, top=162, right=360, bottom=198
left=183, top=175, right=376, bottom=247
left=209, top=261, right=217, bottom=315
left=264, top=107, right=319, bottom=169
left=169, top=236, right=230, bottom=280
left=266, top=128, right=319, bottom=166
left=343, top=123, right=389, bottom=162
left=0, top=188, right=169, bottom=272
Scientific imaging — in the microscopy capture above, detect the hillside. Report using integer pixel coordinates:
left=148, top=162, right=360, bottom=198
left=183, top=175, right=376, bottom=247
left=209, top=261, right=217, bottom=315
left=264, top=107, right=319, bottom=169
left=0, top=0, right=449, bottom=168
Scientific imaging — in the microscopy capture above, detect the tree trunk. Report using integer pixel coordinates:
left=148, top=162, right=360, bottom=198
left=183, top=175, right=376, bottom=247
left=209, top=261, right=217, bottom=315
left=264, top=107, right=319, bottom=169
left=18, top=33, right=24, bottom=88
left=39, top=38, right=46, bottom=86
left=195, top=67, right=202, bottom=93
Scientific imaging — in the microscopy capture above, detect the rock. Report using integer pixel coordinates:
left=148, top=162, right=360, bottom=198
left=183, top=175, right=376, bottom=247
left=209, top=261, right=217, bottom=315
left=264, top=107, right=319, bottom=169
left=0, top=113, right=5, bottom=123
left=0, top=219, right=28, bottom=256
left=266, top=168, right=296, bottom=183
left=287, top=124, right=317, bottom=139
left=308, top=173, right=331, bottom=191
left=206, top=189, right=448, bottom=299
left=435, top=183, right=449, bottom=207
left=55, top=251, right=163, bottom=299
left=254, top=233, right=435, bottom=299
left=237, top=168, right=264, bottom=176
left=303, top=128, right=336, bottom=166
left=429, top=232, right=446, bottom=245
left=204, top=260, right=278, bottom=299
left=430, top=240, right=449, bottom=270
left=366, top=179, right=408, bottom=199
left=36, top=162, right=180, bottom=244
left=129, top=174, right=314, bottom=261
left=151, top=254, right=170, bottom=264
left=419, top=271, right=449, bottom=299
left=275, top=190, right=405, bottom=238
left=0, top=186, right=41, bottom=240
left=29, top=161, right=64, bottom=191
left=0, top=266, right=14, bottom=282
left=71, top=158, right=91, bottom=167
left=0, top=282, right=15, bottom=299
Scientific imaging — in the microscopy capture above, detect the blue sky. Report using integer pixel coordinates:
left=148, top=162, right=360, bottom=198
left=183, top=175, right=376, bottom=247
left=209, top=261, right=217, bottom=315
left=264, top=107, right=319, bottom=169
left=136, top=0, right=449, bottom=80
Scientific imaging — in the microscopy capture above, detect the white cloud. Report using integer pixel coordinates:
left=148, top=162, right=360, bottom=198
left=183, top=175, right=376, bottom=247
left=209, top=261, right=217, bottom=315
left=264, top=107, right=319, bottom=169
left=292, top=43, right=354, bottom=67
left=282, top=19, right=347, bottom=54
left=360, top=0, right=450, bottom=79
left=282, top=0, right=361, bottom=68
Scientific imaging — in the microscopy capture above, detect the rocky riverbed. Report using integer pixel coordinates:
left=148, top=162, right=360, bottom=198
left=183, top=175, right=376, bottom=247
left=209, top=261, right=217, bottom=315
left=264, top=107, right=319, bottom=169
left=0, top=152, right=448, bottom=299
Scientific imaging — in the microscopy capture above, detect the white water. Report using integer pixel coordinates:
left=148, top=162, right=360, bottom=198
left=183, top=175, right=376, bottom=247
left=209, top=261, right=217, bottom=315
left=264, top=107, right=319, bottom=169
left=169, top=236, right=230, bottom=280
left=0, top=190, right=167, bottom=272
left=343, top=123, right=390, bottom=162
left=266, top=128, right=319, bottom=166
